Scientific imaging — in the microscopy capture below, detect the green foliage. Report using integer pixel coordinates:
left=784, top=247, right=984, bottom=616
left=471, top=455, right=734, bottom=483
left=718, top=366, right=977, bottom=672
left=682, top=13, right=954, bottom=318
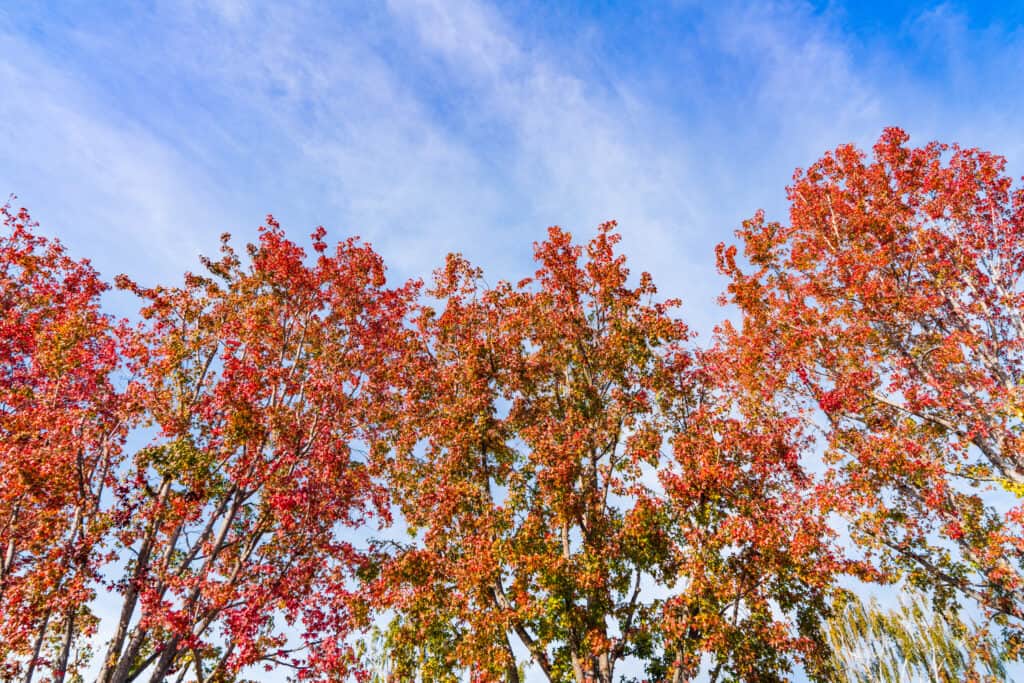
left=822, top=587, right=1007, bottom=683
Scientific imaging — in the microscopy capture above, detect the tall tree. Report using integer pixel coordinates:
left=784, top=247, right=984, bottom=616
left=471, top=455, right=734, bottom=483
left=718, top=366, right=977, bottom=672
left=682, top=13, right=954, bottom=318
left=718, top=128, right=1024, bottom=661
left=92, top=219, right=417, bottom=682
left=373, top=224, right=843, bottom=682
left=0, top=205, right=127, bottom=683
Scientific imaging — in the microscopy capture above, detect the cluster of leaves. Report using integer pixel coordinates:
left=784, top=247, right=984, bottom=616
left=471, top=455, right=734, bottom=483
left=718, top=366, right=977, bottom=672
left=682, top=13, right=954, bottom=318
left=3, top=126, right=1024, bottom=682
left=0, top=205, right=125, bottom=683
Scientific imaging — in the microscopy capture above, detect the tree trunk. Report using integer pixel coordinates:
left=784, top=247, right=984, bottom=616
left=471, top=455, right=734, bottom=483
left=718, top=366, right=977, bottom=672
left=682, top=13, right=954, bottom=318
left=105, top=627, right=150, bottom=683
left=597, top=650, right=612, bottom=683
left=502, top=634, right=520, bottom=683
left=147, top=634, right=182, bottom=683
left=53, top=609, right=75, bottom=683
left=99, top=480, right=174, bottom=683
left=21, top=610, right=51, bottom=683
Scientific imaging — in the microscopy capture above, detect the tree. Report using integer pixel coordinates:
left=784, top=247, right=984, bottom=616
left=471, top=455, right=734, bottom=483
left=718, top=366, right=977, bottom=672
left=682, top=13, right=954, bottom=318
left=0, top=204, right=127, bottom=683
left=372, top=223, right=844, bottom=682
left=93, top=219, right=415, bottom=682
left=717, top=128, right=1024, bottom=660
left=823, top=586, right=1007, bottom=682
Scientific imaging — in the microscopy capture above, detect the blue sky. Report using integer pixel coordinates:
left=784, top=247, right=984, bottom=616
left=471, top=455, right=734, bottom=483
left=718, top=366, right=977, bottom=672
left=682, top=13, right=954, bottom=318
left=4, top=0, right=1023, bottom=339
left=3, top=1, right=1024, bottom=679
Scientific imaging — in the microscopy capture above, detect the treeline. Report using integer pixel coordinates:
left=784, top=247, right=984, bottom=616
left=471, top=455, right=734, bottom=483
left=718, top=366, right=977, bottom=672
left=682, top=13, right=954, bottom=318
left=1, top=128, right=1021, bottom=682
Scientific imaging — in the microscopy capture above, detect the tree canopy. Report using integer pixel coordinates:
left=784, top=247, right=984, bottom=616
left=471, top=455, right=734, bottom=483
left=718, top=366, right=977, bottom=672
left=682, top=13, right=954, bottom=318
left=3, top=127, right=1023, bottom=682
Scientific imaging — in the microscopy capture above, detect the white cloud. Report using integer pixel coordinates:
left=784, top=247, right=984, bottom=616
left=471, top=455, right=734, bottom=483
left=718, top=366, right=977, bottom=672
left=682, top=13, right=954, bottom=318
left=0, top=31, right=230, bottom=291
left=385, top=0, right=712, bottom=321
left=386, top=0, right=521, bottom=80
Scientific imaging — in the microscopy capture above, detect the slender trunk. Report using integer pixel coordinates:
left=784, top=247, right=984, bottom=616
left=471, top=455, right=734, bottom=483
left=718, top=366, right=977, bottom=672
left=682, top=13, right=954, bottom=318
left=190, top=647, right=206, bottom=683
left=1, top=502, right=23, bottom=599
left=99, top=479, right=173, bottom=683
left=22, top=610, right=51, bottom=683
left=503, top=633, right=520, bottom=683
left=148, top=492, right=250, bottom=681
left=597, top=650, right=612, bottom=683
left=559, top=522, right=585, bottom=683
left=107, top=628, right=150, bottom=683
left=139, top=489, right=252, bottom=683
left=1, top=537, right=15, bottom=579
left=52, top=505, right=85, bottom=683
left=207, top=641, right=235, bottom=682
left=493, top=582, right=553, bottom=679
left=96, top=544, right=149, bottom=683
left=147, top=634, right=182, bottom=683
left=0, top=536, right=15, bottom=608
left=570, top=654, right=586, bottom=683
left=53, top=609, right=76, bottom=683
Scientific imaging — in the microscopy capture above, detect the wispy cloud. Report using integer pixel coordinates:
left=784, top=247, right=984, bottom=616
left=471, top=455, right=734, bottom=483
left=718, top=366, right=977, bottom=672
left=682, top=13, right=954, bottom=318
left=0, top=30, right=229, bottom=288
left=384, top=0, right=712, bottom=318
left=3, top=0, right=1022, bottom=327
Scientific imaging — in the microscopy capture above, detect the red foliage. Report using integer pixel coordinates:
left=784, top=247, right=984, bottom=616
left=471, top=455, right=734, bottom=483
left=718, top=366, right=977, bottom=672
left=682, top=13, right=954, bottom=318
left=94, top=219, right=417, bottom=682
left=15, top=128, right=1019, bottom=681
left=719, top=128, right=1024, bottom=657
left=0, top=204, right=126, bottom=682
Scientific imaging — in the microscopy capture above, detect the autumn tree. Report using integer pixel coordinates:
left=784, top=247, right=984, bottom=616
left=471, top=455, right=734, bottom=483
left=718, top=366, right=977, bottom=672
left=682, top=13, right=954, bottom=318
left=0, top=205, right=127, bottom=683
left=92, top=219, right=417, bottom=682
left=718, top=128, right=1024, bottom=661
left=372, top=224, right=844, bottom=682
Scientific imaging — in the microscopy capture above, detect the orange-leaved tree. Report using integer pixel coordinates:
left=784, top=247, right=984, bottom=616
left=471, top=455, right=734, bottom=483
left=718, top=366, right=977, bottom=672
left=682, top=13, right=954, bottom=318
left=371, top=224, right=844, bottom=682
left=718, top=128, right=1024, bottom=661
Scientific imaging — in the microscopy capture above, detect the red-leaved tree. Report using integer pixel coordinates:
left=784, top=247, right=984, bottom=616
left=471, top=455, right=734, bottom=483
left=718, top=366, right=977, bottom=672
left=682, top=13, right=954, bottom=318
left=94, top=220, right=417, bottom=682
left=0, top=205, right=127, bottom=683
left=718, top=128, right=1024, bottom=660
